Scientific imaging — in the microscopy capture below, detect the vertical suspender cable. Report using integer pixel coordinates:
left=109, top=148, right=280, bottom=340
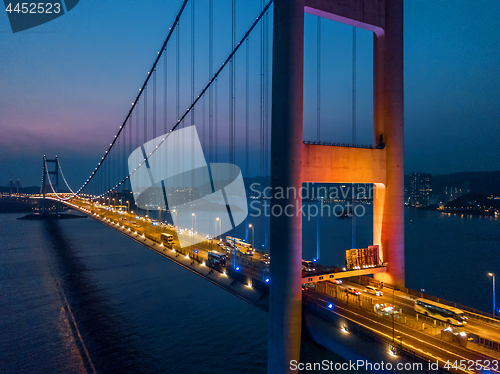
left=352, top=26, right=357, bottom=249
left=119, top=128, right=122, bottom=190
left=153, top=70, right=157, bottom=139
left=264, top=6, right=269, bottom=178
left=245, top=37, right=249, bottom=177
left=352, top=27, right=356, bottom=146
left=191, top=0, right=195, bottom=127
left=129, top=116, right=132, bottom=191
left=316, top=16, right=321, bottom=260
left=229, top=0, right=235, bottom=164
left=209, top=0, right=213, bottom=163
left=214, top=75, right=218, bottom=162
left=164, top=41, right=168, bottom=133
left=259, top=0, right=264, bottom=177
left=176, top=25, right=180, bottom=123
left=317, top=17, right=321, bottom=142
left=144, top=87, right=148, bottom=143
left=153, top=70, right=157, bottom=180
left=136, top=103, right=140, bottom=150
left=175, top=23, right=180, bottom=178
left=191, top=0, right=195, bottom=184
left=213, top=2, right=218, bottom=164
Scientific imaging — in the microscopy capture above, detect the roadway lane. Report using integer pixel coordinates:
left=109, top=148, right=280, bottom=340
left=305, top=289, right=500, bottom=374
left=338, top=280, right=500, bottom=345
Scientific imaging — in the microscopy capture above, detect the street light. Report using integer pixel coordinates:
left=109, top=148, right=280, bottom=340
left=248, top=224, right=254, bottom=251
left=192, top=213, right=196, bottom=256
left=216, top=217, right=221, bottom=240
left=489, top=272, right=496, bottom=316
left=158, top=207, right=161, bottom=233
left=392, top=286, right=400, bottom=344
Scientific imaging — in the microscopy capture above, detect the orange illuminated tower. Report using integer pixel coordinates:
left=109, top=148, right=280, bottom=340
left=269, top=0, right=404, bottom=372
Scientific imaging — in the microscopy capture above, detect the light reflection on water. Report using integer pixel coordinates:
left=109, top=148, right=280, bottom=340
left=0, top=206, right=498, bottom=373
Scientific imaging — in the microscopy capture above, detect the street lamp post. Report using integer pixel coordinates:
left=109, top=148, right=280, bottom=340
left=158, top=207, right=161, bottom=233
left=392, top=286, right=399, bottom=344
left=249, top=224, right=254, bottom=252
left=192, top=213, right=196, bottom=256
left=216, top=217, right=221, bottom=240
left=489, top=272, right=496, bottom=316
left=172, top=209, right=177, bottom=225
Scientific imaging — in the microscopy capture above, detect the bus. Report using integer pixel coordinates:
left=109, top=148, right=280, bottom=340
left=414, top=298, right=467, bottom=326
left=236, top=241, right=254, bottom=256
left=161, top=233, right=174, bottom=248
left=226, top=236, right=253, bottom=256
left=208, top=251, right=227, bottom=267
left=225, top=236, right=238, bottom=246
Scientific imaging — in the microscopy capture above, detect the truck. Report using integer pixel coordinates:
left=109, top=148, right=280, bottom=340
left=236, top=241, right=254, bottom=256
left=161, top=233, right=174, bottom=248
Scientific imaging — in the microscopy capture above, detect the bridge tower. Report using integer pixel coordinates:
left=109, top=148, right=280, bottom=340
left=41, top=156, right=60, bottom=214
left=269, top=0, right=404, bottom=372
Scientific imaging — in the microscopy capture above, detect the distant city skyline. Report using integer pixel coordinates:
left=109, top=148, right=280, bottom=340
left=1, top=0, right=499, bottom=188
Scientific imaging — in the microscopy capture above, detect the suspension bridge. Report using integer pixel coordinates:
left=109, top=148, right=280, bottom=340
left=27, top=0, right=500, bottom=373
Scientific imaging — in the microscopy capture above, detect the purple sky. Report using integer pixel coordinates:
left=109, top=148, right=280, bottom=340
left=0, top=0, right=499, bottom=189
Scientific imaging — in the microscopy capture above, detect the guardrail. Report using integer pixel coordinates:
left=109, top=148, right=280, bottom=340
left=349, top=275, right=500, bottom=325
left=303, top=293, right=450, bottom=374
left=315, top=281, right=500, bottom=359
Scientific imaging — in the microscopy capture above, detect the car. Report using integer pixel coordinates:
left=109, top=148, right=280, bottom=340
left=302, top=282, right=315, bottom=291
left=347, top=287, right=360, bottom=295
left=375, top=303, right=396, bottom=316
left=302, top=260, right=315, bottom=272
left=332, top=279, right=342, bottom=284
left=364, top=286, right=383, bottom=296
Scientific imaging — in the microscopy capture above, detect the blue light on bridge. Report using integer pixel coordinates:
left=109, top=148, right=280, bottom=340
left=265, top=278, right=270, bottom=283
left=235, top=266, right=240, bottom=271
left=313, top=258, right=317, bottom=262
left=194, top=249, right=198, bottom=254
left=327, top=303, right=333, bottom=309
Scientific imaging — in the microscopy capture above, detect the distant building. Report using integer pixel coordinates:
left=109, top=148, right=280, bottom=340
left=443, top=184, right=470, bottom=203
left=409, top=172, right=432, bottom=207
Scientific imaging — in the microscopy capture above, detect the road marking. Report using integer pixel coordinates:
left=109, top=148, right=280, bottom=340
left=308, top=294, right=494, bottom=374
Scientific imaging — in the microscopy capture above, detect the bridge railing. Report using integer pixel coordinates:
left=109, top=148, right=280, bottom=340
left=348, top=275, right=500, bottom=325
left=302, top=293, right=450, bottom=374
left=315, top=281, right=500, bottom=359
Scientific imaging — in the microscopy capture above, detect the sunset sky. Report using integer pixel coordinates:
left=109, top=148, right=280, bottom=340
left=1, top=0, right=499, bottom=188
